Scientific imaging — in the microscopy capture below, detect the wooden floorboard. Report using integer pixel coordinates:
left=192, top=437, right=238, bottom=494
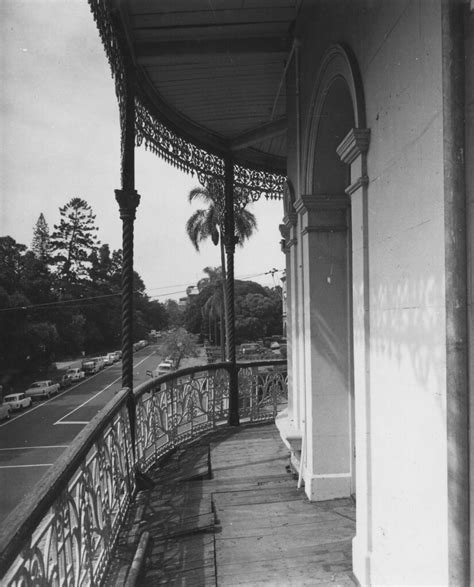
left=102, top=423, right=355, bottom=586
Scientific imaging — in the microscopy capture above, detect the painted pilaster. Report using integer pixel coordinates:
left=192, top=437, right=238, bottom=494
left=282, top=205, right=299, bottom=424
left=295, top=194, right=352, bottom=501
left=337, top=128, right=371, bottom=585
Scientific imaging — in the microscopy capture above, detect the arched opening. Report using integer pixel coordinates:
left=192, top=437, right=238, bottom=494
left=312, top=77, right=355, bottom=195
left=297, top=45, right=368, bottom=506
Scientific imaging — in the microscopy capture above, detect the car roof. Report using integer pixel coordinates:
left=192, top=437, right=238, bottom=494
left=4, top=394, right=21, bottom=399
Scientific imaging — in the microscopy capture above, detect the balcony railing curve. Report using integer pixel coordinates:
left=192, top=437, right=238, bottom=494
left=0, top=359, right=287, bottom=586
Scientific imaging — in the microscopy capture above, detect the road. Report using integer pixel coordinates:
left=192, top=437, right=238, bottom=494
left=0, top=344, right=165, bottom=524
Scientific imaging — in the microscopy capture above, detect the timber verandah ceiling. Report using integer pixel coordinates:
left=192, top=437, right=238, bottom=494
left=90, top=0, right=297, bottom=200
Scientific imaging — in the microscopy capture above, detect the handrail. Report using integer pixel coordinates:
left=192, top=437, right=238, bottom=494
left=0, top=358, right=287, bottom=585
left=0, top=388, right=130, bottom=578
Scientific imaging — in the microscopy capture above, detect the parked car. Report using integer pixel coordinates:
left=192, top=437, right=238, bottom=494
left=156, top=360, right=174, bottom=376
left=239, top=343, right=261, bottom=356
left=105, top=352, right=118, bottom=364
left=3, top=393, right=32, bottom=411
left=0, top=403, right=11, bottom=421
left=59, top=375, right=72, bottom=389
left=65, top=367, right=85, bottom=381
left=91, top=357, right=105, bottom=371
left=82, top=360, right=98, bottom=376
left=25, top=380, right=59, bottom=400
left=102, top=354, right=114, bottom=366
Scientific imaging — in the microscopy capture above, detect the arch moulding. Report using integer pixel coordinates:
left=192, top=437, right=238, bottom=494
left=303, top=43, right=368, bottom=194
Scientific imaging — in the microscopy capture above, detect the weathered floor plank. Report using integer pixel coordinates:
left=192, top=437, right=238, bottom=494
left=103, top=423, right=355, bottom=586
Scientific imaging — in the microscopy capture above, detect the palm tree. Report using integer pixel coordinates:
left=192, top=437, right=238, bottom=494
left=186, top=179, right=257, bottom=358
left=186, top=179, right=257, bottom=270
left=197, top=266, right=224, bottom=292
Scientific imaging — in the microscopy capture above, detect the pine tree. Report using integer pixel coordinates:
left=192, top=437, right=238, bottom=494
left=31, top=213, right=51, bottom=262
left=50, top=197, right=100, bottom=281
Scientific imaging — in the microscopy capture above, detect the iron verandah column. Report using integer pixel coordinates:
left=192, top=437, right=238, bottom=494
left=224, top=156, right=239, bottom=426
left=115, top=68, right=140, bottom=443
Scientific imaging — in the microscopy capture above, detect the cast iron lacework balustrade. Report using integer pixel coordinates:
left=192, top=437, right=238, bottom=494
left=1, top=399, right=134, bottom=586
left=0, top=360, right=286, bottom=586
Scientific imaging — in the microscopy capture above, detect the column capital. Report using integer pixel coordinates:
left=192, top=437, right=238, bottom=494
left=295, top=194, right=349, bottom=233
left=295, top=194, right=350, bottom=214
left=336, top=128, right=370, bottom=165
left=115, top=189, right=141, bottom=220
left=283, top=211, right=298, bottom=227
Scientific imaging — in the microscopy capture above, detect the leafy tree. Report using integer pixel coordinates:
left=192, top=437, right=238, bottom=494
left=164, top=299, right=184, bottom=328
left=20, top=251, right=53, bottom=304
left=194, top=266, right=225, bottom=356
left=23, top=321, right=59, bottom=374
left=31, top=213, right=51, bottom=262
left=88, top=244, right=115, bottom=285
left=197, top=266, right=224, bottom=292
left=50, top=197, right=100, bottom=282
left=160, top=327, right=199, bottom=369
left=0, top=236, right=27, bottom=294
left=235, top=292, right=282, bottom=340
left=0, top=236, right=59, bottom=373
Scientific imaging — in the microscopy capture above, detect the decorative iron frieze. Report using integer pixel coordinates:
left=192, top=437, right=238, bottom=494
left=88, top=0, right=286, bottom=202
left=88, top=0, right=126, bottom=105
left=135, top=97, right=225, bottom=182
left=234, top=163, right=286, bottom=201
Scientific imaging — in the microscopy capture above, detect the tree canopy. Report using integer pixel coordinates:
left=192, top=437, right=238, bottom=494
left=0, top=200, right=170, bottom=391
left=184, top=270, right=282, bottom=344
left=50, top=197, right=100, bottom=282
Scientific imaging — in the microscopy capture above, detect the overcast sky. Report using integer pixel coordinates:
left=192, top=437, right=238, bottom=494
left=0, top=0, right=285, bottom=301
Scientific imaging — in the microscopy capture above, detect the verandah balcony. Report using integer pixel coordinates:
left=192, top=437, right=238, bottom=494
left=0, top=360, right=355, bottom=585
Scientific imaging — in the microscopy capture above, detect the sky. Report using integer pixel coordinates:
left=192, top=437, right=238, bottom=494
left=0, top=0, right=286, bottom=302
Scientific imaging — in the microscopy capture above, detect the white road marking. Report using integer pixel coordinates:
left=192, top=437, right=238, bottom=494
left=0, top=363, right=116, bottom=428
left=0, top=350, right=155, bottom=429
left=54, top=353, right=154, bottom=425
left=0, top=445, right=68, bottom=451
left=0, top=463, right=53, bottom=469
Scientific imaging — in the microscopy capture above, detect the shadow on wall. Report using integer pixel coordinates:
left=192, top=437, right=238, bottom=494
left=357, top=275, right=444, bottom=392
left=299, top=272, right=444, bottom=393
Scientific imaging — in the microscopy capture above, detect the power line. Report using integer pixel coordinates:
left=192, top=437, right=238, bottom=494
left=0, top=269, right=284, bottom=313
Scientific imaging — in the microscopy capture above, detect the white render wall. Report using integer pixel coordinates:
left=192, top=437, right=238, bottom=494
left=362, top=3, right=447, bottom=584
left=291, top=1, right=450, bottom=584
left=467, top=7, right=474, bottom=578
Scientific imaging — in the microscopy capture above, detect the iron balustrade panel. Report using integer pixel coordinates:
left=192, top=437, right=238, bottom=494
left=135, top=367, right=231, bottom=472
left=0, top=360, right=287, bottom=586
left=134, top=361, right=287, bottom=472
left=1, top=394, right=134, bottom=587
left=237, top=363, right=288, bottom=421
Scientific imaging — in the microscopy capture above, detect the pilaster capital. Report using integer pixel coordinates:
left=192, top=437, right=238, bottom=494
left=115, top=189, right=141, bottom=220
left=283, top=211, right=298, bottom=227
left=295, top=194, right=349, bottom=234
left=295, top=194, right=350, bottom=215
left=336, top=128, right=370, bottom=165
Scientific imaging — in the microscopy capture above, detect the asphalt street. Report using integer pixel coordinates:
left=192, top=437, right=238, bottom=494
left=0, top=344, right=165, bottom=524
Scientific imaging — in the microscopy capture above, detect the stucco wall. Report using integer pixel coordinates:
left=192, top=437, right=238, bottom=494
left=467, top=6, right=474, bottom=579
left=292, top=0, right=449, bottom=584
